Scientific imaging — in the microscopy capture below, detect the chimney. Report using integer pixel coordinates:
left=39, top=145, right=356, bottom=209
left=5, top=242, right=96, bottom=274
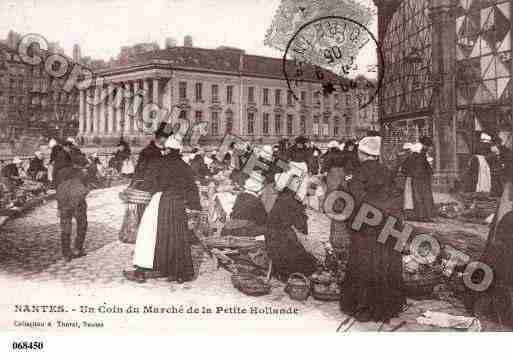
left=73, top=44, right=82, bottom=62
left=184, top=35, right=193, bottom=47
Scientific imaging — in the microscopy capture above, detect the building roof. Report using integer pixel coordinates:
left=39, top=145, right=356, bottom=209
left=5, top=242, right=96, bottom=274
left=124, top=46, right=341, bottom=83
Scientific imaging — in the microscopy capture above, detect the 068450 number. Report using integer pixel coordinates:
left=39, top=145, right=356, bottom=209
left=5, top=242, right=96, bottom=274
left=12, top=341, right=44, bottom=350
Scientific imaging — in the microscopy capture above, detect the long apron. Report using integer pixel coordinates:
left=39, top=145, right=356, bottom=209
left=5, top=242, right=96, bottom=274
left=133, top=192, right=162, bottom=269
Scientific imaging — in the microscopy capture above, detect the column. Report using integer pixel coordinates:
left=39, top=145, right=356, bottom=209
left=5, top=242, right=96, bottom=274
left=143, top=79, right=150, bottom=107
left=152, top=78, right=159, bottom=106
left=92, top=86, right=99, bottom=134
left=99, top=85, right=106, bottom=137
left=116, top=82, right=123, bottom=135
left=124, top=82, right=132, bottom=136
left=108, top=83, right=115, bottom=134
left=79, top=89, right=85, bottom=135
left=429, top=0, right=457, bottom=191
left=84, top=89, right=90, bottom=135
left=132, top=81, right=141, bottom=134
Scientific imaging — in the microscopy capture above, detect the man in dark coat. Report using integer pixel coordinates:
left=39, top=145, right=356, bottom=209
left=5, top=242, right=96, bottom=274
left=55, top=141, right=90, bottom=262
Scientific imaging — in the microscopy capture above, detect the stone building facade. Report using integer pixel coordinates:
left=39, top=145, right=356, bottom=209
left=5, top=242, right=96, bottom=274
left=77, top=46, right=374, bottom=146
left=0, top=42, right=79, bottom=144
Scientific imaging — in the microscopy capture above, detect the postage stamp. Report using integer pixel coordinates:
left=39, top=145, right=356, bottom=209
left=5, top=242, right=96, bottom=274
left=282, top=15, right=384, bottom=109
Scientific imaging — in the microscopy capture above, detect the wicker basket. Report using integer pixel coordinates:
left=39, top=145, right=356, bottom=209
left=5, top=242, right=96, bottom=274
left=231, top=273, right=271, bottom=296
left=285, top=273, right=310, bottom=301
left=311, top=275, right=341, bottom=302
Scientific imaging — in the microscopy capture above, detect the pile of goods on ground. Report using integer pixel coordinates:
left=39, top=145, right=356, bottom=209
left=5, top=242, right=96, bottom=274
left=438, top=192, right=498, bottom=224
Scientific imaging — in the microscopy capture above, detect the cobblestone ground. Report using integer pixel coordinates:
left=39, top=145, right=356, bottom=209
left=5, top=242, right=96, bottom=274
left=0, top=186, right=505, bottom=333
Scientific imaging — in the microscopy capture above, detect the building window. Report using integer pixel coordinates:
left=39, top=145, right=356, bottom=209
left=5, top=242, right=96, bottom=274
left=226, top=85, right=233, bottom=104
left=247, top=112, right=255, bottom=134
left=225, top=112, right=233, bottom=134
left=195, top=110, right=203, bottom=122
left=286, top=114, right=293, bottom=135
left=300, top=115, right=306, bottom=134
left=263, top=88, right=269, bottom=105
left=263, top=113, right=270, bottom=135
left=333, top=118, right=339, bottom=136
left=248, top=86, right=255, bottom=103
left=211, top=84, right=219, bottom=103
left=275, top=89, right=281, bottom=105
left=314, top=91, right=321, bottom=106
left=313, top=115, right=320, bottom=136
left=346, top=95, right=351, bottom=106
left=287, top=91, right=294, bottom=106
left=195, top=82, right=203, bottom=101
left=179, top=81, right=187, bottom=99
left=211, top=111, right=219, bottom=135
left=300, top=91, right=306, bottom=104
left=274, top=114, right=282, bottom=135
left=322, top=115, right=329, bottom=136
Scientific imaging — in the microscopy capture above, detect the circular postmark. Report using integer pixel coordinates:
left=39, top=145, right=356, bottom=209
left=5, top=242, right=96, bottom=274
left=282, top=15, right=384, bottom=110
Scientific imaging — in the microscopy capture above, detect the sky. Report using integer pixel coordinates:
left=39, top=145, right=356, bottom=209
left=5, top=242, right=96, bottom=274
left=0, top=0, right=377, bottom=76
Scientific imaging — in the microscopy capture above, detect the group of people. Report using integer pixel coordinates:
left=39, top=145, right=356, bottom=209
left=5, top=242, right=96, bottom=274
left=116, top=124, right=407, bottom=323
left=463, top=132, right=512, bottom=197
left=5, top=123, right=510, bottom=326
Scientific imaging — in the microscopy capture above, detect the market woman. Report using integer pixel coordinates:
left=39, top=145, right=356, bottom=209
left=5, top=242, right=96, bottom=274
left=473, top=161, right=513, bottom=326
left=265, top=164, right=318, bottom=282
left=401, top=137, right=436, bottom=221
left=340, top=136, right=406, bottom=323
left=221, top=170, right=267, bottom=237
left=123, top=135, right=201, bottom=284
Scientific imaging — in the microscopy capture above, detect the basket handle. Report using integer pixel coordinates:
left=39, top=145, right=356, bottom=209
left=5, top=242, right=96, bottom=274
left=287, top=272, right=309, bottom=286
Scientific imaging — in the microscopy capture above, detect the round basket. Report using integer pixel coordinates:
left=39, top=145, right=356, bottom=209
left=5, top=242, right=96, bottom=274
left=123, top=188, right=153, bottom=204
left=310, top=276, right=341, bottom=302
left=285, top=273, right=310, bottom=301
left=231, top=273, right=271, bottom=297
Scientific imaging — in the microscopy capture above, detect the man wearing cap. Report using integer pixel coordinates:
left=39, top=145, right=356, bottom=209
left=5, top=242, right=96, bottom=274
left=340, top=136, right=406, bottom=323
left=55, top=141, right=90, bottom=262
left=464, top=132, right=493, bottom=193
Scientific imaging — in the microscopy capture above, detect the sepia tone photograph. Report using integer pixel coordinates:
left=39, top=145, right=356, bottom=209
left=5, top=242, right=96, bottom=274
left=0, top=0, right=512, bottom=347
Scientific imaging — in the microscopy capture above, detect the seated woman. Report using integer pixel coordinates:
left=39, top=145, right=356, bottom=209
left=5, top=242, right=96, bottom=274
left=221, top=170, right=267, bottom=237
left=265, top=170, right=318, bottom=282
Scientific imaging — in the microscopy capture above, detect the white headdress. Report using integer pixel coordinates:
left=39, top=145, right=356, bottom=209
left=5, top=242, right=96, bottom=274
left=274, top=161, right=309, bottom=201
left=164, top=135, right=183, bottom=150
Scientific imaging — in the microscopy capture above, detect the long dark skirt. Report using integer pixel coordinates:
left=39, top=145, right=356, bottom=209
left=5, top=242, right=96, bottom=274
left=340, top=229, right=406, bottom=322
left=329, top=220, right=350, bottom=265
left=411, top=177, right=435, bottom=220
left=153, top=192, right=195, bottom=280
left=265, top=227, right=318, bottom=281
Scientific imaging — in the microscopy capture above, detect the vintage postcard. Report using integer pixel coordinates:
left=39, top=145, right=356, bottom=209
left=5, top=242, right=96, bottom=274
left=0, top=0, right=512, bottom=350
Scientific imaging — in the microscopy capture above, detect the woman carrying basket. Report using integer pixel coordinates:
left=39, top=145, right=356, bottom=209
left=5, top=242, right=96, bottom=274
left=123, top=134, right=201, bottom=284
